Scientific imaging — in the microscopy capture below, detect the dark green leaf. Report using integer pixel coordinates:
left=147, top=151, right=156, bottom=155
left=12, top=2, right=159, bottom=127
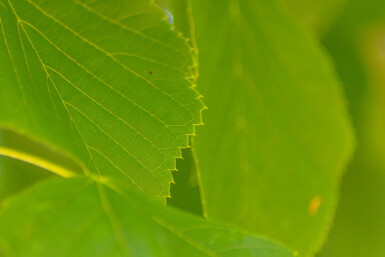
left=168, top=145, right=203, bottom=216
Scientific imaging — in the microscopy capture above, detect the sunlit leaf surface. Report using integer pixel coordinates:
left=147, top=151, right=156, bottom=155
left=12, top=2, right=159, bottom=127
left=191, top=0, right=354, bottom=256
left=0, top=0, right=204, bottom=201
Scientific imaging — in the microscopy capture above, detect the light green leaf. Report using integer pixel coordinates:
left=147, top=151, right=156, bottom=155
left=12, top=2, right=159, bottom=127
left=190, top=0, right=354, bottom=256
left=0, top=177, right=295, bottom=257
left=278, top=0, right=347, bottom=36
left=317, top=1, right=385, bottom=255
left=0, top=0, right=204, bottom=201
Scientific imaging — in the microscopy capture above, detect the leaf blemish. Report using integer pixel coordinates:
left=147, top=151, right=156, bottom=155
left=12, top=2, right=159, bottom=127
left=308, top=195, right=322, bottom=216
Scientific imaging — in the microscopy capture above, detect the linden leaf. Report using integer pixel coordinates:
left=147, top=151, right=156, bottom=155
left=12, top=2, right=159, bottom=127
left=0, top=0, right=204, bottom=201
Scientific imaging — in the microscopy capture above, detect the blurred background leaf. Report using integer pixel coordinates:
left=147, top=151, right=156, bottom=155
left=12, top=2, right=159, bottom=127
left=316, top=0, right=385, bottom=256
left=185, top=0, right=354, bottom=256
left=279, top=0, right=347, bottom=37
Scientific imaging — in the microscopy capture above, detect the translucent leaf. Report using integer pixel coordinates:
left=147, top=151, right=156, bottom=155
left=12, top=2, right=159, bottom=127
left=0, top=0, right=204, bottom=201
left=0, top=177, right=295, bottom=257
left=190, top=0, right=354, bottom=256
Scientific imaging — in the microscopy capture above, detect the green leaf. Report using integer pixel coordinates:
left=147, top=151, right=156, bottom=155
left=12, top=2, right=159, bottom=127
left=0, top=0, right=204, bottom=201
left=317, top=1, right=385, bottom=255
left=0, top=177, right=294, bottom=257
left=278, top=0, right=347, bottom=36
left=190, top=0, right=354, bottom=256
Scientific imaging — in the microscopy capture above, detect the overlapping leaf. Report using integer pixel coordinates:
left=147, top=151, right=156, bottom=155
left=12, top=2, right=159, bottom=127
left=190, top=0, right=354, bottom=256
left=0, top=177, right=295, bottom=257
left=0, top=0, right=204, bottom=201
